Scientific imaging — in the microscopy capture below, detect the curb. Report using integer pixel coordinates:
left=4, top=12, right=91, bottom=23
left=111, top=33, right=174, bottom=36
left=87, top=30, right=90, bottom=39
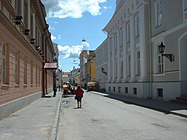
left=50, top=92, right=62, bottom=140
left=91, top=91, right=187, bottom=118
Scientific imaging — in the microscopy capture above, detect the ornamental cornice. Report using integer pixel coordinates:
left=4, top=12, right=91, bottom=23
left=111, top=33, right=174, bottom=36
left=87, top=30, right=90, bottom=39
left=0, top=10, right=43, bottom=62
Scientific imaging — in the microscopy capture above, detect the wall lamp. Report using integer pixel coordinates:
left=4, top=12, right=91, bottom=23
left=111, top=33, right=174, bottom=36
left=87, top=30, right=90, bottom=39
left=15, top=15, right=23, bottom=25
left=30, top=38, right=35, bottom=44
left=101, top=67, right=107, bottom=75
left=36, top=46, right=40, bottom=50
left=24, top=29, right=30, bottom=35
left=158, top=42, right=174, bottom=62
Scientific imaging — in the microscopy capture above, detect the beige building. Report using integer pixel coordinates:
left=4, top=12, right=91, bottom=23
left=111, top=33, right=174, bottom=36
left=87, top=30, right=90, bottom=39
left=0, top=0, right=55, bottom=120
left=96, top=0, right=187, bottom=101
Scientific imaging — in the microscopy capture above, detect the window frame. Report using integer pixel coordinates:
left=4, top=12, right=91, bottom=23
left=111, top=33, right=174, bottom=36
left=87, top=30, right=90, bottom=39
left=24, top=57, right=27, bottom=85
left=1, top=43, right=9, bottom=85
left=155, top=0, right=162, bottom=27
left=15, top=51, right=20, bottom=84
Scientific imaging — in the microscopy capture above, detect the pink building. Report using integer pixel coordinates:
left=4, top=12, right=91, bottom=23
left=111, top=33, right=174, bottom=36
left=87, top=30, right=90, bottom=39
left=0, top=0, right=55, bottom=120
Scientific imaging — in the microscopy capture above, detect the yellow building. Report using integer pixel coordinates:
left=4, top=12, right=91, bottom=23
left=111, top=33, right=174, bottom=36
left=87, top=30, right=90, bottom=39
left=80, top=50, right=96, bottom=88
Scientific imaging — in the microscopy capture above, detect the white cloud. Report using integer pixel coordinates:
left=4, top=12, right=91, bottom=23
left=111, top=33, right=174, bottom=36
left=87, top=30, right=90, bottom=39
left=42, top=0, right=107, bottom=18
left=51, top=34, right=57, bottom=41
left=58, top=41, right=90, bottom=59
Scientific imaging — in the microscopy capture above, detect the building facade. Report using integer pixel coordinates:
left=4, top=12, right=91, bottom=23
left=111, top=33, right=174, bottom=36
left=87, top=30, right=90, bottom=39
left=0, top=0, right=55, bottom=120
left=80, top=50, right=96, bottom=88
left=96, top=0, right=187, bottom=101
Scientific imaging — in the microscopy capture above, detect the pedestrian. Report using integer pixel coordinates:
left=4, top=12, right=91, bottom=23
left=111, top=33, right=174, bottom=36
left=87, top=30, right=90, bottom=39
left=74, top=86, right=84, bottom=108
left=53, top=85, right=57, bottom=97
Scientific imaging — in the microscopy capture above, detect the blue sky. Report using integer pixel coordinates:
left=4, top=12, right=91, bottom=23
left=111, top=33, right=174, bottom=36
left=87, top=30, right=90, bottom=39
left=42, top=0, right=115, bottom=72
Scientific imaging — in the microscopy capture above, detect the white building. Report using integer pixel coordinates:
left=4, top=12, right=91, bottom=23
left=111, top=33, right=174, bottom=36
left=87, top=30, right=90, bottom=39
left=96, top=0, right=187, bottom=101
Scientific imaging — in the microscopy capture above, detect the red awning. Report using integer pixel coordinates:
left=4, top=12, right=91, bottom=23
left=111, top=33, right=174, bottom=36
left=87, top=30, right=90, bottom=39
left=44, top=63, right=57, bottom=69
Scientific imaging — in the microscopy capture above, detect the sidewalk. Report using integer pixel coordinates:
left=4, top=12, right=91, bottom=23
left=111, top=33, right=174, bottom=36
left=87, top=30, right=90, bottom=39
left=0, top=91, right=62, bottom=140
left=91, top=91, right=187, bottom=118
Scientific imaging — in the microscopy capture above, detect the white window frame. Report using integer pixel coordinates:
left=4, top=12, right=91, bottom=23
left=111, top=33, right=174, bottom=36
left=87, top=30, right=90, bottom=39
left=15, top=51, right=20, bottom=84
left=126, top=22, right=130, bottom=43
left=135, top=14, right=140, bottom=37
left=1, top=43, right=9, bottom=84
left=24, top=57, right=27, bottom=84
left=155, top=0, right=162, bottom=27
left=136, top=50, right=140, bottom=76
left=120, top=60, right=123, bottom=78
left=127, top=54, right=131, bottom=77
left=119, top=28, right=123, bottom=48
left=157, top=47, right=164, bottom=74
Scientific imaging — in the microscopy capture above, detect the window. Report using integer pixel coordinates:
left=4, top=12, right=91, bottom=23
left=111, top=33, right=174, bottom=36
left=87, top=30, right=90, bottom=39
left=24, top=0, right=28, bottom=27
left=24, top=57, right=27, bottom=84
left=135, top=14, right=140, bottom=37
left=1, top=43, right=9, bottom=84
left=38, top=67, right=41, bottom=85
left=119, top=28, right=123, bottom=48
left=113, top=87, right=115, bottom=92
left=125, top=87, right=128, bottom=94
left=133, top=88, right=137, bottom=95
left=157, top=46, right=164, bottom=74
left=155, top=0, right=162, bottom=27
left=118, top=87, right=121, bottom=93
left=36, top=65, right=38, bottom=85
left=126, top=23, right=130, bottom=43
left=127, top=54, right=131, bottom=76
left=114, top=33, right=117, bottom=54
left=120, top=60, right=123, bottom=78
left=31, top=61, right=33, bottom=85
left=184, top=0, right=187, bottom=11
left=15, top=0, right=21, bottom=15
left=15, top=51, right=20, bottom=84
left=136, top=51, right=140, bottom=76
left=157, top=88, right=163, bottom=97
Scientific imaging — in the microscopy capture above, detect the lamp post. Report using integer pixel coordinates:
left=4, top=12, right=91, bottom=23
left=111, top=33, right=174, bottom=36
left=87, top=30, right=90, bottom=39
left=158, top=42, right=174, bottom=62
left=101, top=67, right=107, bottom=75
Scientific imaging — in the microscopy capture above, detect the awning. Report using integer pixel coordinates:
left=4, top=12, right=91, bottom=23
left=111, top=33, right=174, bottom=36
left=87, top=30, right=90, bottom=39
left=44, top=63, right=57, bottom=69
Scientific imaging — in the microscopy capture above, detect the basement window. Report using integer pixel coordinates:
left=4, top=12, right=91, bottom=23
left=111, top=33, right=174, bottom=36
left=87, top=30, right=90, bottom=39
left=125, top=87, right=128, bottom=94
left=157, top=88, right=163, bottom=97
left=133, top=88, right=137, bottom=95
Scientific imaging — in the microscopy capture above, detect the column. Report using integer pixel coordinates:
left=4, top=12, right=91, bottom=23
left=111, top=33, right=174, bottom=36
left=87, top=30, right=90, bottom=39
left=122, top=26, right=127, bottom=82
left=107, top=40, right=111, bottom=82
left=27, top=0, right=31, bottom=29
left=32, top=13, right=36, bottom=39
left=20, top=0, right=24, bottom=18
left=117, top=29, right=121, bottom=82
left=139, top=5, right=148, bottom=82
left=112, top=35, right=115, bottom=82
left=129, top=16, right=135, bottom=82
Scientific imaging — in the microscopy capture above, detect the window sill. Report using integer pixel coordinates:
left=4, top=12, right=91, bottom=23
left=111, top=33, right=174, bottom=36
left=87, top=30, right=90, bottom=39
left=1, top=83, right=9, bottom=87
left=15, top=83, right=20, bottom=87
left=24, top=84, right=27, bottom=87
left=154, top=73, right=165, bottom=76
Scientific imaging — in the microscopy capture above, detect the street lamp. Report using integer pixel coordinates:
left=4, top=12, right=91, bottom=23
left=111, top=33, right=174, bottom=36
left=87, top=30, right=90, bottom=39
left=158, top=42, right=174, bottom=62
left=101, top=67, right=107, bottom=75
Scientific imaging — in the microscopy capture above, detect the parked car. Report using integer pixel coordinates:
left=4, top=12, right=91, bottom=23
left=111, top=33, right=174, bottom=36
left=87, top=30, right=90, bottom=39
left=87, top=82, right=97, bottom=91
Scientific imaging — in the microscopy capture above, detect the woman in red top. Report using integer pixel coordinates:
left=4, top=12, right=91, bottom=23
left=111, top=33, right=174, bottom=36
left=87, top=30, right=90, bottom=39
left=74, top=86, right=84, bottom=108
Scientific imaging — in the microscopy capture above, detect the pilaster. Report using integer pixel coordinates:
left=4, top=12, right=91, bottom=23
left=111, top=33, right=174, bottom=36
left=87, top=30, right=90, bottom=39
left=139, top=5, right=148, bottom=82
left=129, top=16, right=135, bottom=82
